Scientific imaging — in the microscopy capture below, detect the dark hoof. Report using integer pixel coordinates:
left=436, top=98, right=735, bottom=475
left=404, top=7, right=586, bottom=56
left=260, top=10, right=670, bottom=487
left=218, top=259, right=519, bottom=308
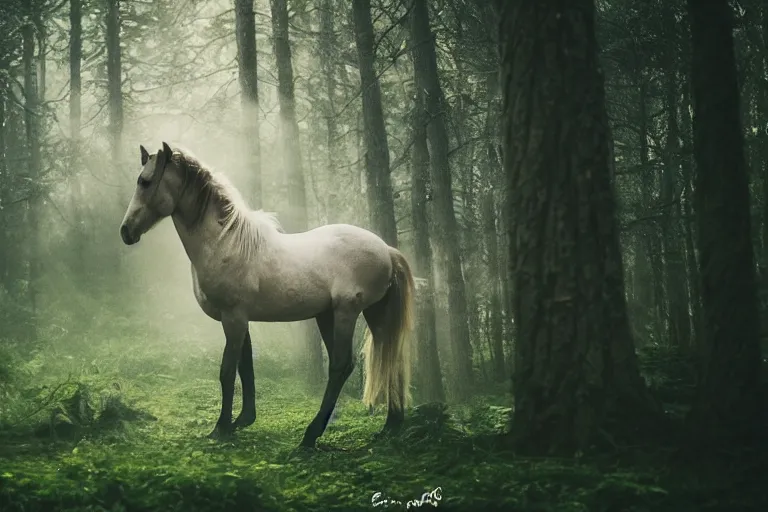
left=299, top=436, right=317, bottom=449
left=207, top=424, right=234, bottom=440
left=233, top=411, right=256, bottom=430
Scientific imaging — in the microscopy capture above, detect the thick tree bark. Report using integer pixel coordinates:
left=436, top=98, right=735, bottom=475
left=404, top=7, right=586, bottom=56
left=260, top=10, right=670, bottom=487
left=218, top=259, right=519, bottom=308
left=686, top=0, right=763, bottom=443
left=410, top=96, right=445, bottom=404
left=270, top=0, right=323, bottom=386
left=410, top=0, right=473, bottom=394
left=351, top=0, right=398, bottom=246
left=235, top=0, right=261, bottom=207
left=500, top=0, right=660, bottom=455
left=105, top=0, right=122, bottom=164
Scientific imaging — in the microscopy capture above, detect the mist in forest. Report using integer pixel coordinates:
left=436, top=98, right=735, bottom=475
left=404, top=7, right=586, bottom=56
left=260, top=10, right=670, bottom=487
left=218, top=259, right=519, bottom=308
left=7, top=0, right=386, bottom=369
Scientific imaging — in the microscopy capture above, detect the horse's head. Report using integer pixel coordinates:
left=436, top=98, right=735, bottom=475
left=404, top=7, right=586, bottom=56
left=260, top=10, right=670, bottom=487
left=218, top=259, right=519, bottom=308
left=120, top=142, right=180, bottom=245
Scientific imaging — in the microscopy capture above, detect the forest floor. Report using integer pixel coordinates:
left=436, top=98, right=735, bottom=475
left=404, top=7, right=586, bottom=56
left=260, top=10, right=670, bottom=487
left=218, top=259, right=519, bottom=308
left=0, top=334, right=766, bottom=512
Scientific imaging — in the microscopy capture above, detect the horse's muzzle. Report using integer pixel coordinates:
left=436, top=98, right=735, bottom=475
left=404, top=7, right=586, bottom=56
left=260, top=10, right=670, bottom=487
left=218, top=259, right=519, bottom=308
left=120, top=225, right=140, bottom=245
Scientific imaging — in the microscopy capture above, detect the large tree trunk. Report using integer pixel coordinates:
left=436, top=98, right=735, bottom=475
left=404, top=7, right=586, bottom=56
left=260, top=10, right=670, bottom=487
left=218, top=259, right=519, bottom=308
left=410, top=0, right=473, bottom=395
left=500, top=0, right=660, bottom=455
left=351, top=0, right=398, bottom=246
left=235, top=0, right=261, bottom=208
left=410, top=95, right=445, bottom=404
left=270, top=0, right=323, bottom=386
left=686, top=0, right=763, bottom=443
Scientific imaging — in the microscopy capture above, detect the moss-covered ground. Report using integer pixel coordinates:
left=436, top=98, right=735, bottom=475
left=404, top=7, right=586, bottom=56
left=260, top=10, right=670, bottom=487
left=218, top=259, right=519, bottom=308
left=0, top=334, right=765, bottom=511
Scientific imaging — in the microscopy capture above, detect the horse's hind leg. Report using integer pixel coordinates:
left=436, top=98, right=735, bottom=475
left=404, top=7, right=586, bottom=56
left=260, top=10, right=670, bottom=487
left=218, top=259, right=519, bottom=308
left=233, top=330, right=256, bottom=430
left=300, top=307, right=357, bottom=448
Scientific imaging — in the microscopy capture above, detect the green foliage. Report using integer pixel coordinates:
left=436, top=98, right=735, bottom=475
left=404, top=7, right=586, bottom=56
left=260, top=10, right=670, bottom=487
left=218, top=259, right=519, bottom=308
left=0, top=336, right=765, bottom=511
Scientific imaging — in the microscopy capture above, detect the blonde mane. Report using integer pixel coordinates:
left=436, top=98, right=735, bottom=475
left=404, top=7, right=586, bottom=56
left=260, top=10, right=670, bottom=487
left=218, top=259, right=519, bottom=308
left=170, top=145, right=281, bottom=257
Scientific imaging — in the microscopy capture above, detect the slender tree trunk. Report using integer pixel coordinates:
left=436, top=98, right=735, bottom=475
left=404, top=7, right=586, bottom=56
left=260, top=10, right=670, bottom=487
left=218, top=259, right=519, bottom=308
left=271, top=0, right=308, bottom=233
left=686, top=0, right=763, bottom=444
left=23, top=21, right=41, bottom=340
left=70, top=0, right=81, bottom=140
left=498, top=208, right=514, bottom=372
left=105, top=0, right=122, bottom=164
left=1, top=94, right=26, bottom=294
left=351, top=0, right=398, bottom=246
left=633, top=80, right=654, bottom=341
left=661, top=9, right=692, bottom=349
left=0, top=72, right=7, bottom=286
left=483, top=194, right=505, bottom=382
left=680, top=84, right=702, bottom=346
left=105, top=0, right=123, bottom=284
left=410, top=0, right=473, bottom=394
left=410, top=97, right=445, bottom=404
left=69, top=0, right=88, bottom=282
left=320, top=0, right=341, bottom=223
left=483, top=70, right=507, bottom=381
left=235, top=0, right=261, bottom=208
left=270, top=0, right=322, bottom=386
left=760, top=6, right=768, bottom=273
left=500, top=0, right=660, bottom=455
left=639, top=78, right=667, bottom=345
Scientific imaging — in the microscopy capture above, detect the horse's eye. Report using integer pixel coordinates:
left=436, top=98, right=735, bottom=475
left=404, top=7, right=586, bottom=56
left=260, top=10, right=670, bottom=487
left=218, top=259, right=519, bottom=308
left=137, top=177, right=150, bottom=188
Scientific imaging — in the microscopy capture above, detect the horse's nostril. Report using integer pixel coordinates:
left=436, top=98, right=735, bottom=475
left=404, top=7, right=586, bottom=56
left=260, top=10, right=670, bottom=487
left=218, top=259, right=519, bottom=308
left=120, top=225, right=131, bottom=244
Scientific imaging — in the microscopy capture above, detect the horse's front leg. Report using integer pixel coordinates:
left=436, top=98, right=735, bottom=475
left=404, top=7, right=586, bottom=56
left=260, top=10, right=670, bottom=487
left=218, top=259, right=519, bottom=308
left=209, top=313, right=248, bottom=439
left=233, top=330, right=256, bottom=430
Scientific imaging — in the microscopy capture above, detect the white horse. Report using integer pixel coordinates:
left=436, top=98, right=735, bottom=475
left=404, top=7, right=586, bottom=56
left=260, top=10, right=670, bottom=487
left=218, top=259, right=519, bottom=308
left=119, top=143, right=414, bottom=447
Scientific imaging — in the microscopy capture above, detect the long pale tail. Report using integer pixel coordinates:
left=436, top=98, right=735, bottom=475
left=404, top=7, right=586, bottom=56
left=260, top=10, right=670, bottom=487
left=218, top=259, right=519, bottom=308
left=362, top=248, right=415, bottom=411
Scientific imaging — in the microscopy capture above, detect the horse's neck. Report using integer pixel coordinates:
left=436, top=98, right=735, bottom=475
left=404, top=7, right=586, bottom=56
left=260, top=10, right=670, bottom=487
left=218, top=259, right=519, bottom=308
left=171, top=197, right=267, bottom=267
left=171, top=197, right=224, bottom=266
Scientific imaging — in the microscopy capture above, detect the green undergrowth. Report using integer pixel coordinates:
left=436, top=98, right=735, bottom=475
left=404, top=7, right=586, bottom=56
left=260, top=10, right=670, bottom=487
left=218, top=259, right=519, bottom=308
left=0, top=336, right=765, bottom=511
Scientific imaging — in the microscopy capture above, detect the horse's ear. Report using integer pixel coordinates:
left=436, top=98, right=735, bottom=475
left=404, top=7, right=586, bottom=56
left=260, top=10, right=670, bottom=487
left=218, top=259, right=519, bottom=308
left=162, top=142, right=173, bottom=163
left=140, top=145, right=149, bottom=166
